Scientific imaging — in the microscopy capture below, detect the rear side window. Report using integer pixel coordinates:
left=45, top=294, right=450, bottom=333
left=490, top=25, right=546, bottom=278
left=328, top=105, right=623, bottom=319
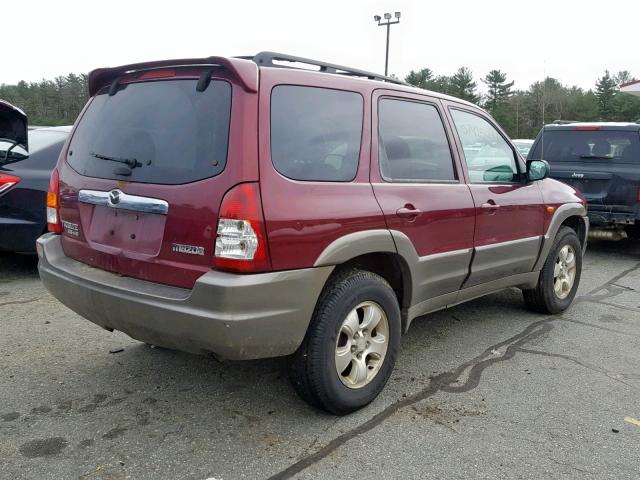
left=67, top=79, right=231, bottom=185
left=378, top=98, right=456, bottom=182
left=529, top=130, right=640, bottom=163
left=270, top=86, right=363, bottom=182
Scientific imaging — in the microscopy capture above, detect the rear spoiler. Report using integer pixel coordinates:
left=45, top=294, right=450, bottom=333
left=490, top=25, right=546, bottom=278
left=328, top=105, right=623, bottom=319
left=88, top=57, right=258, bottom=97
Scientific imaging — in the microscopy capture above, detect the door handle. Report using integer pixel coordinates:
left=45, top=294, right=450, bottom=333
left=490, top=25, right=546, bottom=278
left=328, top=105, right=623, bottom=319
left=396, top=205, right=422, bottom=219
left=481, top=200, right=500, bottom=209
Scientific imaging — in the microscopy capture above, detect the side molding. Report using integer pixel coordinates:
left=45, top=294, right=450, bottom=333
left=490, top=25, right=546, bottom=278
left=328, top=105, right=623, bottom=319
left=534, top=202, right=587, bottom=271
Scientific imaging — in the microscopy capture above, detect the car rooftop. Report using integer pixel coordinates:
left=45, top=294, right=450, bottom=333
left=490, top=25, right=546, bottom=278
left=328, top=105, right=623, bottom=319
left=88, top=51, right=478, bottom=109
left=543, top=121, right=640, bottom=131
left=30, top=126, right=73, bottom=133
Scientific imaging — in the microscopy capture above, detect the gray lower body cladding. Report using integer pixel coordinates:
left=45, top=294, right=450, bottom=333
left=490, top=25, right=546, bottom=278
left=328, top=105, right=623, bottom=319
left=37, top=234, right=333, bottom=360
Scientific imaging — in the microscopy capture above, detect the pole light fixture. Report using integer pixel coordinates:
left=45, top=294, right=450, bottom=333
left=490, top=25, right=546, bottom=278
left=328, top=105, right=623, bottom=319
left=373, top=11, right=401, bottom=76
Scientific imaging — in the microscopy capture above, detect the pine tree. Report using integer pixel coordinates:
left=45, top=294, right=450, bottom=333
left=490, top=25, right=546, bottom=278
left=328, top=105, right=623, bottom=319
left=405, top=68, right=434, bottom=89
left=448, top=67, right=479, bottom=104
left=482, top=70, right=514, bottom=115
left=595, top=71, right=618, bottom=121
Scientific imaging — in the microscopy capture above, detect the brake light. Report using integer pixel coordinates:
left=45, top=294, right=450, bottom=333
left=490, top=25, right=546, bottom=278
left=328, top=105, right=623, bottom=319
left=214, top=183, right=270, bottom=273
left=574, top=126, right=600, bottom=131
left=139, top=69, right=176, bottom=80
left=46, top=168, right=62, bottom=233
left=0, top=174, right=20, bottom=194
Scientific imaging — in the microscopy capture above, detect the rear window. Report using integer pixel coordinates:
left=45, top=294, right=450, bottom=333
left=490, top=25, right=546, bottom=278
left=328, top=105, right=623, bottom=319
left=270, top=85, right=363, bottom=182
left=67, top=79, right=231, bottom=184
left=530, top=130, right=640, bottom=163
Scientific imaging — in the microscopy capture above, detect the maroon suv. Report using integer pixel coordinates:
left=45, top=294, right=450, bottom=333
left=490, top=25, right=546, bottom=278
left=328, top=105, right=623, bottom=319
left=37, top=52, right=588, bottom=414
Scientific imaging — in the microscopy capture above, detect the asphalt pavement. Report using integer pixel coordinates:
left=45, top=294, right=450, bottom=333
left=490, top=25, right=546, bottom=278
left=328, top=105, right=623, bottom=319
left=1, top=240, right=639, bottom=479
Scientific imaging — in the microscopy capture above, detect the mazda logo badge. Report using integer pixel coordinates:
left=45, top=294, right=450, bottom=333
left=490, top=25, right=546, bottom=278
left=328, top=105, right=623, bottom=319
left=108, top=189, right=121, bottom=206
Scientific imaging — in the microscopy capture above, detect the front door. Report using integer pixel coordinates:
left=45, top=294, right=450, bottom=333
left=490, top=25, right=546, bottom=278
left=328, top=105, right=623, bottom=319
left=446, top=105, right=544, bottom=287
left=370, top=91, right=475, bottom=308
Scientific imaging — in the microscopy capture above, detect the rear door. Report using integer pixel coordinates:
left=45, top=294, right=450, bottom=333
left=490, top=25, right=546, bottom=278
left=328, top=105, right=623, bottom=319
left=371, top=90, right=475, bottom=304
left=446, top=104, right=544, bottom=287
left=57, top=68, right=258, bottom=288
left=530, top=127, right=640, bottom=213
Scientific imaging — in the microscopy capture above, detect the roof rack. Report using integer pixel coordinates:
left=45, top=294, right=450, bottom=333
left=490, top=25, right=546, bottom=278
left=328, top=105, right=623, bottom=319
left=248, top=51, right=408, bottom=86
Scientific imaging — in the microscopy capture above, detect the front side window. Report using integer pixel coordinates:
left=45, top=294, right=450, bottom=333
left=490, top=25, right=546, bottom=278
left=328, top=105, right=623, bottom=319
left=378, top=98, right=456, bottom=182
left=270, top=86, right=363, bottom=182
left=450, top=109, right=519, bottom=183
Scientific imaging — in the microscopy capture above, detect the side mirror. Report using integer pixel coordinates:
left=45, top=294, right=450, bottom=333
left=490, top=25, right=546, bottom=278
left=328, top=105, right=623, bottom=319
left=527, top=159, right=549, bottom=181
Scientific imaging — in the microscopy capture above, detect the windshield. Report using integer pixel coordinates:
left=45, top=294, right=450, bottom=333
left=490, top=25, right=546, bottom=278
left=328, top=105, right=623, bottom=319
left=512, top=141, right=533, bottom=157
left=530, top=130, right=640, bottom=163
left=66, top=78, right=232, bottom=185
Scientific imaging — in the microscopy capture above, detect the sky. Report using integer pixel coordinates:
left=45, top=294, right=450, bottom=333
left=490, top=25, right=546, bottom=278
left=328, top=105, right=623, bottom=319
left=3, top=0, right=639, bottom=91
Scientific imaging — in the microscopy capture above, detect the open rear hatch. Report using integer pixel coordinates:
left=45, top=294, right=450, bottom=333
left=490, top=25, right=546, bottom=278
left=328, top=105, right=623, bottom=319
left=532, top=127, right=640, bottom=209
left=55, top=60, right=259, bottom=288
left=0, top=100, right=28, bottom=151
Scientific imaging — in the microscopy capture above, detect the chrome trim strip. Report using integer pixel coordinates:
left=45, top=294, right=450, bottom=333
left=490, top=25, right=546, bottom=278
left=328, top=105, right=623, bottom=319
left=78, top=189, right=169, bottom=215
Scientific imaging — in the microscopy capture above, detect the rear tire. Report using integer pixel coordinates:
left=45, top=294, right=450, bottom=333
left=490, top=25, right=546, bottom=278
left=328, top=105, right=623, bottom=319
left=523, top=226, right=582, bottom=314
left=288, top=270, right=401, bottom=415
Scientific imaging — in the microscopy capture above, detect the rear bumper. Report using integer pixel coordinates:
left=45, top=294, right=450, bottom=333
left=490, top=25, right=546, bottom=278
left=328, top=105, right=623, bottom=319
left=37, top=234, right=333, bottom=360
left=587, top=207, right=638, bottom=226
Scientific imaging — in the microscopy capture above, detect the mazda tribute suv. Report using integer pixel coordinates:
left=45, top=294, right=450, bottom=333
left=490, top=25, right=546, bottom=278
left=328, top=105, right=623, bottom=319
left=37, top=53, right=588, bottom=414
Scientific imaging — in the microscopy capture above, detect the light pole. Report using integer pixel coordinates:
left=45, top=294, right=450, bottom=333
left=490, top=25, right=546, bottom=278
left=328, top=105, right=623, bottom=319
left=374, top=12, right=401, bottom=76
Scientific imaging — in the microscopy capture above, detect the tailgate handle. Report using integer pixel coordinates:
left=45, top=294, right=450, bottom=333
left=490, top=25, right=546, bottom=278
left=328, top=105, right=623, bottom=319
left=79, top=189, right=169, bottom=215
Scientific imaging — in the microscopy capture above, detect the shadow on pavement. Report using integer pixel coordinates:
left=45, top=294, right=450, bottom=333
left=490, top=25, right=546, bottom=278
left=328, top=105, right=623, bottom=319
left=0, top=252, right=39, bottom=280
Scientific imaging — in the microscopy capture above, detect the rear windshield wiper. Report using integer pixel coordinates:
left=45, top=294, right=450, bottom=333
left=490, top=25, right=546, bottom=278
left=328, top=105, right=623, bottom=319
left=90, top=151, right=142, bottom=168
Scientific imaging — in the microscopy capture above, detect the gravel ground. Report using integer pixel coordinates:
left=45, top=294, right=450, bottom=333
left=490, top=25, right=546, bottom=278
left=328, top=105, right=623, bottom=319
left=1, top=239, right=639, bottom=479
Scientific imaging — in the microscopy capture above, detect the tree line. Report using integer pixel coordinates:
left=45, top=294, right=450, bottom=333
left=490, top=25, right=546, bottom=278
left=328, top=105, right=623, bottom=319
left=405, top=67, right=640, bottom=138
left=1, top=68, right=639, bottom=139
left=0, top=74, right=88, bottom=127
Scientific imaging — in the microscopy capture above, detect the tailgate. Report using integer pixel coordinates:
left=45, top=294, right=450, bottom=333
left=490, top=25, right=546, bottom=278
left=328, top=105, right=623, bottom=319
left=57, top=68, right=258, bottom=288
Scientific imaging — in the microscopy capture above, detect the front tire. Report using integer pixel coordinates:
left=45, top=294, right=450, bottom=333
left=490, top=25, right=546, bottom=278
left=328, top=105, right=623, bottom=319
left=523, top=226, right=582, bottom=314
left=288, top=270, right=401, bottom=415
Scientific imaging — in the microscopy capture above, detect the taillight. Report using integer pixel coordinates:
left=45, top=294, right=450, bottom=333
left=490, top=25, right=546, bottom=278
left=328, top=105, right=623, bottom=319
left=0, top=174, right=20, bottom=195
left=214, top=183, right=270, bottom=273
left=46, top=168, right=62, bottom=233
left=575, top=126, right=600, bottom=131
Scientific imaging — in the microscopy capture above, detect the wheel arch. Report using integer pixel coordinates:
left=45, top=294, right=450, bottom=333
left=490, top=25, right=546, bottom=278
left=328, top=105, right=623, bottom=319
left=314, top=230, right=414, bottom=332
left=534, top=203, right=588, bottom=271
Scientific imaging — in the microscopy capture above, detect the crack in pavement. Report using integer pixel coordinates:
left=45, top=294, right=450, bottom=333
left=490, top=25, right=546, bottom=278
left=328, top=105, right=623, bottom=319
left=582, top=299, right=640, bottom=314
left=517, top=348, right=640, bottom=392
left=0, top=298, right=38, bottom=308
left=562, top=317, right=640, bottom=338
left=267, top=262, right=640, bottom=480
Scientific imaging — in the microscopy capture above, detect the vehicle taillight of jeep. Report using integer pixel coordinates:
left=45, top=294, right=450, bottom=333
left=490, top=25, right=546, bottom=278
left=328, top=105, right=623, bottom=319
left=214, top=183, right=271, bottom=273
left=0, top=173, right=20, bottom=195
left=46, top=168, right=62, bottom=233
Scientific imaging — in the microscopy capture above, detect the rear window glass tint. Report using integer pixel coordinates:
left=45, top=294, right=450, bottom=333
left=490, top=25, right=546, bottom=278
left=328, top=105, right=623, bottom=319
left=270, top=86, right=363, bottom=182
left=378, top=99, right=456, bottom=182
left=530, top=130, right=640, bottom=163
left=67, top=79, right=231, bottom=185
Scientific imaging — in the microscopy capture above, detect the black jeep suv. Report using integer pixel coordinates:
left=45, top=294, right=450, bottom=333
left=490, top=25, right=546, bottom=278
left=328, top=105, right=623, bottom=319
left=529, top=122, right=640, bottom=239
